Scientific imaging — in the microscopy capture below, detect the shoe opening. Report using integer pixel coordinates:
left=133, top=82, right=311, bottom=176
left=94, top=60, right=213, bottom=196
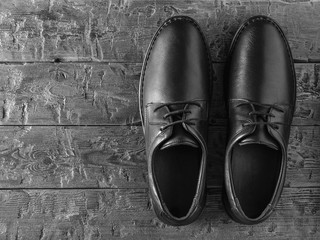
left=153, top=145, right=202, bottom=218
left=231, top=143, right=282, bottom=219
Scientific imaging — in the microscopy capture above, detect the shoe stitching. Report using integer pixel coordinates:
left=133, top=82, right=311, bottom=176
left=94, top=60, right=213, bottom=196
left=229, top=98, right=295, bottom=107
left=227, top=16, right=296, bottom=138
left=227, top=15, right=296, bottom=111
left=229, top=99, right=293, bottom=125
left=139, top=15, right=213, bottom=128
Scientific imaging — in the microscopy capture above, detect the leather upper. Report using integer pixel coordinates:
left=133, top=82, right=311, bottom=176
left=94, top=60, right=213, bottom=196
left=224, top=16, right=296, bottom=224
left=139, top=16, right=211, bottom=226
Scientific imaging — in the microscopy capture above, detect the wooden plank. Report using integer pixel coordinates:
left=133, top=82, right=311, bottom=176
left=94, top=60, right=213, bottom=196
left=0, top=0, right=320, bottom=62
left=0, top=63, right=141, bottom=125
left=0, top=63, right=318, bottom=126
left=0, top=125, right=318, bottom=189
left=0, top=188, right=318, bottom=239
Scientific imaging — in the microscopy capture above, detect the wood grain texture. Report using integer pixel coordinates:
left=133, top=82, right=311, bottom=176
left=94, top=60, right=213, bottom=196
left=0, top=188, right=318, bottom=240
left=0, top=63, right=141, bottom=125
left=0, top=0, right=320, bottom=62
left=0, top=63, right=319, bottom=126
left=0, top=0, right=319, bottom=238
left=0, top=125, right=318, bottom=189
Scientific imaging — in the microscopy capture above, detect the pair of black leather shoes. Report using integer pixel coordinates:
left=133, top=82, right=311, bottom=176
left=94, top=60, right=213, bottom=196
left=139, top=15, right=296, bottom=226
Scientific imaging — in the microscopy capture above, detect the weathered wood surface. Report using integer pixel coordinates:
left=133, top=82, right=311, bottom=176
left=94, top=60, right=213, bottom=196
left=0, top=188, right=318, bottom=240
left=0, top=0, right=320, bottom=62
left=0, top=0, right=319, bottom=238
left=0, top=125, right=317, bottom=189
left=0, top=63, right=141, bottom=125
left=0, top=63, right=319, bottom=126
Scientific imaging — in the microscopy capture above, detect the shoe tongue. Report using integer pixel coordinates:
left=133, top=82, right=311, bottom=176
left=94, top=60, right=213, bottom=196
left=160, top=124, right=199, bottom=150
left=239, top=124, right=279, bottom=150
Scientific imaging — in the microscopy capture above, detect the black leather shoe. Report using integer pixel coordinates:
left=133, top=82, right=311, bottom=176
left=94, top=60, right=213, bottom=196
left=139, top=16, right=212, bottom=226
left=224, top=16, right=296, bottom=224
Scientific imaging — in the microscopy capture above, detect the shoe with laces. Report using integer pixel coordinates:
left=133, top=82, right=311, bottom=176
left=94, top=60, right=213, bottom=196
left=224, top=15, right=296, bottom=224
left=139, top=16, right=212, bottom=226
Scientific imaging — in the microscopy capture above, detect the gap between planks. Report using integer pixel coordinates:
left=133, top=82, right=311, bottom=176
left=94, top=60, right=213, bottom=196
left=0, top=124, right=317, bottom=127
left=0, top=61, right=319, bottom=65
left=0, top=186, right=314, bottom=190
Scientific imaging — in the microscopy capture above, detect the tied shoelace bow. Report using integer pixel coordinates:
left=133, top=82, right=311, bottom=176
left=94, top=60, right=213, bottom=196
left=153, top=101, right=202, bottom=131
left=236, top=101, right=285, bottom=130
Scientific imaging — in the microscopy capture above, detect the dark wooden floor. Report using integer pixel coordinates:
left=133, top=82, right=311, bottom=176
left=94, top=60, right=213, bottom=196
left=0, top=0, right=319, bottom=239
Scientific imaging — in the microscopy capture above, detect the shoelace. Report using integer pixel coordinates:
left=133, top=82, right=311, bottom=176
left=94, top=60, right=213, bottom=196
left=235, top=101, right=285, bottom=130
left=153, top=101, right=201, bottom=131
